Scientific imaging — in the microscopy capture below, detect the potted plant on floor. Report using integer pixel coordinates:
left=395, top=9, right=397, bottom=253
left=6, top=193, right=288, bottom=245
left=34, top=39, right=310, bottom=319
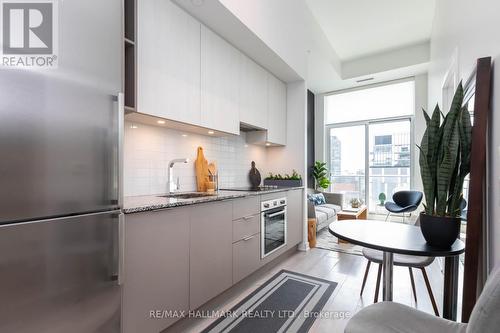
left=312, top=161, right=331, bottom=191
left=378, top=192, right=386, bottom=205
left=418, top=82, right=471, bottom=248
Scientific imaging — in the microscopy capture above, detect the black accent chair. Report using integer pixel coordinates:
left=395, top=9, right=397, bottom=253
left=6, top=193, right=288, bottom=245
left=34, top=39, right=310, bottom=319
left=384, top=190, right=423, bottom=222
left=460, top=198, right=467, bottom=221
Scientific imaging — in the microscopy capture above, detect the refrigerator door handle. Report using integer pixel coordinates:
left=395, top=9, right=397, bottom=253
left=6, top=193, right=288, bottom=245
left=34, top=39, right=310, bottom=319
left=118, top=212, right=125, bottom=285
left=117, top=92, right=124, bottom=208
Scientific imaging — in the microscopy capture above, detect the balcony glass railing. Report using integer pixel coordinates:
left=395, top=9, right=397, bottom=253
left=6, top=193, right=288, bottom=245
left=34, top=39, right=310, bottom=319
left=330, top=174, right=411, bottom=213
left=369, top=175, right=410, bottom=214
left=330, top=175, right=365, bottom=208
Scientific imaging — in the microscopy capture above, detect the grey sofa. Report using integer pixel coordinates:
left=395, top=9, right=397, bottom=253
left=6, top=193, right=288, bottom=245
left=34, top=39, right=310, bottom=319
left=345, top=266, right=500, bottom=333
left=307, top=189, right=343, bottom=233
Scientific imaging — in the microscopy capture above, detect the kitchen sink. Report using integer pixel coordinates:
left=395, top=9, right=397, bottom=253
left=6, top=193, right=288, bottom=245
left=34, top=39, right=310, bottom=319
left=158, top=193, right=216, bottom=200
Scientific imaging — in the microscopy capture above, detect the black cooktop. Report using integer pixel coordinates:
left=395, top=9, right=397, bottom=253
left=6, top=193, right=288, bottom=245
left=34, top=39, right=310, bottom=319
left=220, top=186, right=279, bottom=192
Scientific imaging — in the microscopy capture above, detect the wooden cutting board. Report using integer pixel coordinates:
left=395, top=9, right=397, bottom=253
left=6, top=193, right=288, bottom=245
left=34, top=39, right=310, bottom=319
left=195, top=147, right=209, bottom=192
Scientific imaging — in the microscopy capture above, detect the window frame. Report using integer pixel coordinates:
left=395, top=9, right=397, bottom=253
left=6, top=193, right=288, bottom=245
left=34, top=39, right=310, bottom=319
left=324, top=78, right=416, bottom=213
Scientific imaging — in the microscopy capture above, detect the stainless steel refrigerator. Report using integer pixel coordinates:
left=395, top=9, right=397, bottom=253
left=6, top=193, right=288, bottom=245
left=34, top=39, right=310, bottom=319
left=0, top=0, right=123, bottom=332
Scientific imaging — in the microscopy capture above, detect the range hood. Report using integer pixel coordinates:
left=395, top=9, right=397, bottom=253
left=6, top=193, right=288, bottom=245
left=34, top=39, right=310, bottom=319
left=240, top=123, right=284, bottom=147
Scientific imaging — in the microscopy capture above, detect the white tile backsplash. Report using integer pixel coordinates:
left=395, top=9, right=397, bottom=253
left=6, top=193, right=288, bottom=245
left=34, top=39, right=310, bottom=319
left=124, top=121, right=267, bottom=196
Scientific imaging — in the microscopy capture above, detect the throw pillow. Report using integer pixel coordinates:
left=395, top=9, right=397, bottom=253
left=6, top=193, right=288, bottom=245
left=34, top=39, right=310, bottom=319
left=307, top=193, right=326, bottom=206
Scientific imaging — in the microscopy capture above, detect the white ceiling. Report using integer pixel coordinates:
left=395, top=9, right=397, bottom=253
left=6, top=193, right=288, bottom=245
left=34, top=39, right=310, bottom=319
left=306, top=0, right=436, bottom=61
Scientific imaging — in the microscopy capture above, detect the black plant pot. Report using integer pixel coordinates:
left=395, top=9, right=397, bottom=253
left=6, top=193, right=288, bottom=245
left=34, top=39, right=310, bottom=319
left=419, top=213, right=461, bottom=249
left=263, top=179, right=303, bottom=187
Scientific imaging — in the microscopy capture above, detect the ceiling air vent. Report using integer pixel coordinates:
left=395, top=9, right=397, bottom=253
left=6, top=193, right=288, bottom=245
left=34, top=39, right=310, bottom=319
left=356, top=77, right=374, bottom=83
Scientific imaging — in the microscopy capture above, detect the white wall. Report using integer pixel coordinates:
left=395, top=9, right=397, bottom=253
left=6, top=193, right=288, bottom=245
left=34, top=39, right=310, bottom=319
left=217, top=0, right=342, bottom=90
left=124, top=122, right=267, bottom=196
left=428, top=0, right=500, bottom=270
left=218, top=0, right=307, bottom=79
left=342, top=42, right=430, bottom=79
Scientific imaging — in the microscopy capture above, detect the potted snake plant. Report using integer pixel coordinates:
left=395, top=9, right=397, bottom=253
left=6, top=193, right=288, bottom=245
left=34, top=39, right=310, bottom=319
left=417, top=82, right=471, bottom=248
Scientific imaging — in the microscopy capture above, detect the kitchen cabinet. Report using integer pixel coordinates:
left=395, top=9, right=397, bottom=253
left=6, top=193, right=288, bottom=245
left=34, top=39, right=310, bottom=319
left=286, top=189, right=304, bottom=247
left=267, top=73, right=287, bottom=145
left=245, top=73, right=287, bottom=146
left=123, top=208, right=190, bottom=333
left=239, top=55, right=268, bottom=129
left=122, top=189, right=305, bottom=331
left=233, top=233, right=261, bottom=283
left=201, top=26, right=240, bottom=135
left=233, top=214, right=260, bottom=242
left=136, top=2, right=288, bottom=143
left=137, top=0, right=201, bottom=125
left=190, top=201, right=233, bottom=310
left=232, top=196, right=260, bottom=220
left=232, top=196, right=260, bottom=283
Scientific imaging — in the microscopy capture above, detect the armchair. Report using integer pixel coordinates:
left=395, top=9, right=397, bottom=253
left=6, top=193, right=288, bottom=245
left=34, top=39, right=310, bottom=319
left=345, top=266, right=500, bottom=333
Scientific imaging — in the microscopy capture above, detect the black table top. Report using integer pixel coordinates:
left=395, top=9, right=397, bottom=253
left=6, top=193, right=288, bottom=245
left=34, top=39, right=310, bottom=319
left=329, top=220, right=465, bottom=257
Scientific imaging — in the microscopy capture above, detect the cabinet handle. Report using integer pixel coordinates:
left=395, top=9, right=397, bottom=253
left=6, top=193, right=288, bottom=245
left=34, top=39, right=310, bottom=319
left=118, top=213, right=124, bottom=286
left=267, top=210, right=285, bottom=218
left=243, top=235, right=255, bottom=241
left=242, top=215, right=254, bottom=221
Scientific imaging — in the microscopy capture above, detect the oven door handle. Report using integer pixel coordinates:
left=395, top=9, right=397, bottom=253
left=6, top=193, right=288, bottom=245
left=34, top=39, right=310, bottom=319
left=266, top=210, right=286, bottom=218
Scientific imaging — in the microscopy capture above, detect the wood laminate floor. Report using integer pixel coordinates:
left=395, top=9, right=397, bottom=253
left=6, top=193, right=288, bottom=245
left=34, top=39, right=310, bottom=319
left=163, top=247, right=461, bottom=333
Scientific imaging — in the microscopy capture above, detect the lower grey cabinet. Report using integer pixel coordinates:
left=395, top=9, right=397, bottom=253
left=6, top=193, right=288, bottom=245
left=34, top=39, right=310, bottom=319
left=122, top=189, right=303, bottom=332
left=232, top=196, right=260, bottom=220
left=287, top=189, right=304, bottom=247
left=123, top=208, right=190, bottom=333
left=233, top=214, right=260, bottom=242
left=233, top=233, right=261, bottom=283
left=190, top=201, right=233, bottom=310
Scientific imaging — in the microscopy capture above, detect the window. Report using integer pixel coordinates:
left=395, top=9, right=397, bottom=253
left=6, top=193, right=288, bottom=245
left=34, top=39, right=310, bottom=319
left=325, top=79, right=415, bottom=214
left=329, top=126, right=366, bottom=205
left=325, top=80, right=415, bottom=125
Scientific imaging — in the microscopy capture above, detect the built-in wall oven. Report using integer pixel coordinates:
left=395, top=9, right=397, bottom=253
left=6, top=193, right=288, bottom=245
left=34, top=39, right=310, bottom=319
left=261, top=197, right=287, bottom=258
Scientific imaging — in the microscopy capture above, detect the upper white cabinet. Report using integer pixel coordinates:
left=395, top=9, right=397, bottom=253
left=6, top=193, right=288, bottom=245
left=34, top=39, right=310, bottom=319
left=136, top=2, right=287, bottom=144
left=267, top=73, right=287, bottom=145
left=137, top=0, right=201, bottom=125
left=239, top=55, right=268, bottom=129
left=201, top=26, right=240, bottom=135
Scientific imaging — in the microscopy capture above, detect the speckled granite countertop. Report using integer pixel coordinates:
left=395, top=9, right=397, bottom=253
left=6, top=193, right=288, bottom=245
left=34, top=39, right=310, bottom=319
left=123, top=187, right=304, bottom=214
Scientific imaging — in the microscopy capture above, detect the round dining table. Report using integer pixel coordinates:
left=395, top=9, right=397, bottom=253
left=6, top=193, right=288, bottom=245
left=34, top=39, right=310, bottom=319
left=329, top=219, right=465, bottom=320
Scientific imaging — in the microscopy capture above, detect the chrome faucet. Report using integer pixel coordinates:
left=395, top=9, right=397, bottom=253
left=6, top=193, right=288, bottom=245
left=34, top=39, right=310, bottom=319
left=167, top=158, right=189, bottom=193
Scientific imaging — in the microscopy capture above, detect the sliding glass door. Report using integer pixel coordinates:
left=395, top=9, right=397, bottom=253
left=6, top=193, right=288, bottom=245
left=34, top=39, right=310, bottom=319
left=368, top=120, right=412, bottom=213
left=327, top=118, right=413, bottom=213
left=329, top=125, right=366, bottom=206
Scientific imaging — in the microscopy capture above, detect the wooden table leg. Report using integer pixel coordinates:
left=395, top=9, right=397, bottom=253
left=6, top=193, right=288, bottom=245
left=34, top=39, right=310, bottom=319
left=443, top=256, right=459, bottom=320
left=382, top=251, right=394, bottom=301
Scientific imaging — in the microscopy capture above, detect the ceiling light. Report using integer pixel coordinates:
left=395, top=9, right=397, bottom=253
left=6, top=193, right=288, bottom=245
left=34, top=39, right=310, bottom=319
left=157, top=120, right=166, bottom=124
left=130, top=125, right=138, bottom=129
left=182, top=134, right=188, bottom=137
left=265, top=143, right=271, bottom=146
left=208, top=130, right=214, bottom=135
